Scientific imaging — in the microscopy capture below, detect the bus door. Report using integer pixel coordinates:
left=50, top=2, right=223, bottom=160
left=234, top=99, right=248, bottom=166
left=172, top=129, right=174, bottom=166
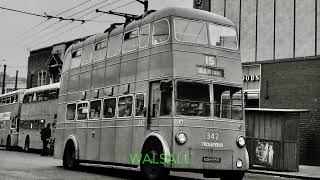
left=148, top=81, right=173, bottom=131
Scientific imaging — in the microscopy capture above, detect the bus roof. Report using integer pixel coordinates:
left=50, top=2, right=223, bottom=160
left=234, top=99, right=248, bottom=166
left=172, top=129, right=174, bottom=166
left=0, top=89, right=26, bottom=98
left=151, top=7, right=235, bottom=26
left=24, top=83, right=60, bottom=94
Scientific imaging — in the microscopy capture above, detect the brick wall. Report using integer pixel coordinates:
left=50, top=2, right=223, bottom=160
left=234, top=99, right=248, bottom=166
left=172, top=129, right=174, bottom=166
left=259, top=58, right=320, bottom=165
left=27, top=47, right=52, bottom=89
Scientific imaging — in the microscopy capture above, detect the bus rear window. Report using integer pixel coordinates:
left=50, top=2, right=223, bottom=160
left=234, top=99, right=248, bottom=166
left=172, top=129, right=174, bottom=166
left=208, top=24, right=238, bottom=50
left=176, top=81, right=210, bottom=117
left=174, top=18, right=207, bottom=45
left=153, top=19, right=169, bottom=45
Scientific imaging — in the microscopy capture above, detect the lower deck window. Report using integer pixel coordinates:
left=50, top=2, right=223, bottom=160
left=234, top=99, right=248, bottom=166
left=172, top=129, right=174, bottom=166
left=176, top=81, right=210, bottom=117
left=135, top=94, right=145, bottom=117
left=90, top=100, right=101, bottom=119
left=214, top=85, right=243, bottom=120
left=118, top=96, right=133, bottom=117
left=103, top=98, right=116, bottom=118
left=77, top=102, right=88, bottom=120
left=66, top=104, right=76, bottom=120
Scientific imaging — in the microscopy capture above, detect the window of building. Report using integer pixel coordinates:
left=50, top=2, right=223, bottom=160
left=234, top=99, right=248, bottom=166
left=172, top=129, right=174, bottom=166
left=77, top=102, right=88, bottom=120
left=153, top=19, right=170, bottom=45
left=66, top=103, right=76, bottom=120
left=135, top=94, right=145, bottom=117
left=123, top=29, right=138, bottom=53
left=174, top=18, right=208, bottom=45
left=118, top=96, right=133, bottom=117
left=38, top=71, right=47, bottom=86
left=107, top=34, right=122, bottom=58
left=95, top=41, right=107, bottom=51
left=208, top=23, right=238, bottom=50
left=89, top=100, right=101, bottom=119
left=48, top=89, right=59, bottom=100
left=10, top=118, right=16, bottom=129
left=139, top=24, right=150, bottom=48
left=103, top=98, right=116, bottom=118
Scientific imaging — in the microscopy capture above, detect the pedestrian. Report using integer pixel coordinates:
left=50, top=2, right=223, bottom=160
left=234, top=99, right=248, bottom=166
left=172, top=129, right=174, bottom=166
left=40, top=123, right=51, bottom=156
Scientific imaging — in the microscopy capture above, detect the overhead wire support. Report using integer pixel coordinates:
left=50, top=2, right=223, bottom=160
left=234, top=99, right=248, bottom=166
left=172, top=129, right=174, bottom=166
left=135, top=0, right=148, bottom=12
left=96, top=9, right=138, bottom=24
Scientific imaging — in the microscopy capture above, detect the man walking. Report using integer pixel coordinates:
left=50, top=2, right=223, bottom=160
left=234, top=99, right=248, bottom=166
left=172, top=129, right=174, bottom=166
left=40, top=123, right=51, bottom=156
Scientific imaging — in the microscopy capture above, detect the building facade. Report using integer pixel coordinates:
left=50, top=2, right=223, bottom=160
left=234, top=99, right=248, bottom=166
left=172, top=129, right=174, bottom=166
left=196, top=0, right=320, bottom=165
left=27, top=42, right=72, bottom=88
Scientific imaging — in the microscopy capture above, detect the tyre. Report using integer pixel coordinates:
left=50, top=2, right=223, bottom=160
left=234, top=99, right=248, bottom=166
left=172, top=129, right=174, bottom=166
left=6, top=136, right=11, bottom=150
left=220, top=172, right=245, bottom=180
left=140, top=139, right=169, bottom=180
left=24, top=137, right=30, bottom=152
left=63, top=141, right=79, bottom=169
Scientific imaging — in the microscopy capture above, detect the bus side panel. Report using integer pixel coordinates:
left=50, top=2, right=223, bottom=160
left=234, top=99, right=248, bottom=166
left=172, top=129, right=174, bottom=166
left=114, top=118, right=133, bottom=164
left=100, top=120, right=116, bottom=162
left=86, top=121, right=100, bottom=161
left=75, top=121, right=88, bottom=160
left=131, top=118, right=147, bottom=165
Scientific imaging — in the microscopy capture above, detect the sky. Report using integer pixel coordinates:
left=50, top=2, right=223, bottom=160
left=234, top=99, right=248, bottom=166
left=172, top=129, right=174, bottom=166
left=0, top=0, right=193, bottom=78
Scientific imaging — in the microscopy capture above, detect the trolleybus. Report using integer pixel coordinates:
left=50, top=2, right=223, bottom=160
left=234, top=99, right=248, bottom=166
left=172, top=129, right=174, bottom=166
left=55, top=7, right=248, bottom=180
left=19, top=83, right=59, bottom=151
left=0, top=89, right=25, bottom=149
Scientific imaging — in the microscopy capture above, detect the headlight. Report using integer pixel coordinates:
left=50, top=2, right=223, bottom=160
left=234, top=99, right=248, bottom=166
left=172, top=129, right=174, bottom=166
left=236, top=136, right=245, bottom=148
left=236, top=159, right=243, bottom=168
left=175, top=132, right=187, bottom=144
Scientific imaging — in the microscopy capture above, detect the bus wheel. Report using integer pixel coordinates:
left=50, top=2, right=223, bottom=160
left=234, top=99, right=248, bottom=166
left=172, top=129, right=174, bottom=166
left=140, top=139, right=169, bottom=180
left=6, top=136, right=11, bottom=150
left=220, top=172, right=245, bottom=180
left=63, top=141, right=79, bottom=169
left=24, top=137, right=30, bottom=152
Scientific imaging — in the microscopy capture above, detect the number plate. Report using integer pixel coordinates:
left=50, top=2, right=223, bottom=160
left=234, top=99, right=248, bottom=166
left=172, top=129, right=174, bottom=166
left=202, top=157, right=221, bottom=163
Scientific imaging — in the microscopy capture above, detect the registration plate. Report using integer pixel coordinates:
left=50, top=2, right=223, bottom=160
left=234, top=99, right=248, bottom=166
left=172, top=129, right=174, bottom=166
left=202, top=157, right=221, bottom=163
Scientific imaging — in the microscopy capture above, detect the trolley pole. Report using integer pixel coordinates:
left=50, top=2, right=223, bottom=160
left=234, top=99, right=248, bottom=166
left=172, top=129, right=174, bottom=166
left=2, top=64, right=6, bottom=94
left=15, top=70, right=18, bottom=90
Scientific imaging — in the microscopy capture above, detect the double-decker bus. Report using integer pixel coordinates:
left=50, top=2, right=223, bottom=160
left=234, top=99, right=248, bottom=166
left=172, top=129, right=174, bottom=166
left=55, top=7, right=248, bottom=180
left=0, top=89, right=25, bottom=149
left=18, top=83, right=59, bottom=151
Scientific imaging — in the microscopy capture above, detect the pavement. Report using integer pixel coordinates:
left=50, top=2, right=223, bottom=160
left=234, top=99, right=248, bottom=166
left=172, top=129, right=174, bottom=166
left=248, top=165, right=320, bottom=179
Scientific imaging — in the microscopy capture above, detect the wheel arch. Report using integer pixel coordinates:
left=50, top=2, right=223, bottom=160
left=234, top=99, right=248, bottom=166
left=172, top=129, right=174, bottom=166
left=141, top=132, right=171, bottom=168
left=63, top=135, right=79, bottom=160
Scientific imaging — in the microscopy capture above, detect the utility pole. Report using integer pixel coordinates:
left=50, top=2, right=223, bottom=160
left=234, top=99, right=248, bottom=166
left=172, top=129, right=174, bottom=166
left=15, top=70, right=18, bottom=90
left=2, top=64, right=6, bottom=94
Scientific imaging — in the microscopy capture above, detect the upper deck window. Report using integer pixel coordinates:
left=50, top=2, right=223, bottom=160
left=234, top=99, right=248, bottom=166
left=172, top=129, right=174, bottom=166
left=107, top=34, right=122, bottom=58
left=176, top=81, right=210, bottom=117
left=95, top=41, right=107, bottom=51
left=174, top=18, right=208, bottom=45
left=70, top=49, right=82, bottom=68
left=139, top=24, right=150, bottom=48
left=152, top=19, right=170, bottom=45
left=123, top=29, right=138, bottom=53
left=208, top=24, right=238, bottom=50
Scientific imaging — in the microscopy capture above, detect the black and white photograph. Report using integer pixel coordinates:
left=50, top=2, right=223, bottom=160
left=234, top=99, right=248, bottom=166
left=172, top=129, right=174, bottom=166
left=0, top=0, right=319, bottom=179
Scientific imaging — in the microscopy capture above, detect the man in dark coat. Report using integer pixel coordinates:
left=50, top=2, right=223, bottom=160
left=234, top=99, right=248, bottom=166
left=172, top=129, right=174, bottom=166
left=40, top=123, right=51, bottom=156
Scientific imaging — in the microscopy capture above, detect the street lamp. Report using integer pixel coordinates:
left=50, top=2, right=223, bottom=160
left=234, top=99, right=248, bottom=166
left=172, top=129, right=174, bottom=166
left=1, top=59, right=7, bottom=94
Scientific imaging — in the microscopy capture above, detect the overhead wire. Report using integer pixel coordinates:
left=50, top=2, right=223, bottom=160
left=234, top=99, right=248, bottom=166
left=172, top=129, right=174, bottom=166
left=18, top=0, right=93, bottom=38
left=29, top=0, right=136, bottom=50
left=21, top=0, right=118, bottom=43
